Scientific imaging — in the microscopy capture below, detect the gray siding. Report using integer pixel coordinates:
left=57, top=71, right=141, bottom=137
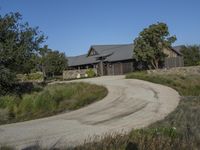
left=164, top=56, right=184, bottom=68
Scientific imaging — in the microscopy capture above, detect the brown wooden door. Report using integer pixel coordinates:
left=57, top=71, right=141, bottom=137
left=113, top=63, right=122, bottom=75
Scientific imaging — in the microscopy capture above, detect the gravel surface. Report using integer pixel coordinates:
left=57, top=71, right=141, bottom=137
left=0, top=76, right=180, bottom=149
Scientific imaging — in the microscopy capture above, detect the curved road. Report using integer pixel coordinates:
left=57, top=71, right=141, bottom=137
left=0, top=76, right=180, bottom=149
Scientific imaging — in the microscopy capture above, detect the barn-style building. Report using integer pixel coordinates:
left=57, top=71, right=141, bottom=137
left=67, top=44, right=183, bottom=76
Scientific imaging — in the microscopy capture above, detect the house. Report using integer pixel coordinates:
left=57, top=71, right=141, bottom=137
left=67, top=44, right=183, bottom=76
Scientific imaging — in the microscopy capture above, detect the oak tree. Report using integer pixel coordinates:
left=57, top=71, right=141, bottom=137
left=133, top=22, right=176, bottom=69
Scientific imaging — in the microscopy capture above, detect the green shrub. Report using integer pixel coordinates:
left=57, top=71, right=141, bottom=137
left=0, top=96, right=17, bottom=109
left=16, top=74, right=28, bottom=81
left=27, top=72, right=43, bottom=81
left=16, top=72, right=43, bottom=82
left=0, top=109, right=9, bottom=123
left=0, top=66, right=16, bottom=96
left=33, top=90, right=57, bottom=112
left=0, top=83, right=107, bottom=124
left=17, top=94, right=35, bottom=117
left=0, top=96, right=18, bottom=120
left=86, top=68, right=96, bottom=77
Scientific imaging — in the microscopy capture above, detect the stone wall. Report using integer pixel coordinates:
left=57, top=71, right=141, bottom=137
left=16, top=72, right=44, bottom=82
left=147, top=66, right=200, bottom=76
left=63, top=68, right=97, bottom=80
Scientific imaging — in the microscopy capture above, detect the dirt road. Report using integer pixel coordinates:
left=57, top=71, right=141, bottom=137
left=0, top=76, right=180, bottom=149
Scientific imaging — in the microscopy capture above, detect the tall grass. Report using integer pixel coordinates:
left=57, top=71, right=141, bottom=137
left=0, top=82, right=108, bottom=124
left=74, top=127, right=197, bottom=150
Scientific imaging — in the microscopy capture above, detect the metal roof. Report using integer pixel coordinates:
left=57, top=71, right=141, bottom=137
left=67, top=54, right=98, bottom=66
left=68, top=44, right=181, bottom=67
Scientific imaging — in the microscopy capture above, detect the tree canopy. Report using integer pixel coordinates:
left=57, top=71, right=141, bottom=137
left=0, top=12, right=68, bottom=95
left=180, top=45, right=200, bottom=66
left=0, top=12, right=45, bottom=74
left=39, top=45, right=68, bottom=77
left=133, top=22, right=176, bottom=69
left=0, top=12, right=46, bottom=95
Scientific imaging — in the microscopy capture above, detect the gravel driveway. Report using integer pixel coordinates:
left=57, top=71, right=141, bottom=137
left=0, top=76, right=180, bottom=149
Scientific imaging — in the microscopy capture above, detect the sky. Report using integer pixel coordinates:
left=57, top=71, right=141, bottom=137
left=0, top=0, right=200, bottom=56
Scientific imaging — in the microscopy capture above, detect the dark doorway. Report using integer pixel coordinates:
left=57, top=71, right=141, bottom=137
left=103, top=63, right=108, bottom=75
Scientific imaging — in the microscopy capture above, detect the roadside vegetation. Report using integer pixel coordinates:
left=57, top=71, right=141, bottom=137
left=2, top=72, right=199, bottom=150
left=0, top=82, right=108, bottom=125
left=70, top=71, right=200, bottom=150
left=126, top=71, right=200, bottom=96
left=180, top=45, right=200, bottom=66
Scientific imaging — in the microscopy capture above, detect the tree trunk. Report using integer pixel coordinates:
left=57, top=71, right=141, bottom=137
left=151, top=59, right=159, bottom=69
left=42, top=64, right=46, bottom=81
left=151, top=60, right=156, bottom=69
left=155, top=60, right=159, bottom=69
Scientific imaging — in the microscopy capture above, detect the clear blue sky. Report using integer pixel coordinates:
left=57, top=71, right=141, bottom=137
left=1, top=0, right=200, bottom=56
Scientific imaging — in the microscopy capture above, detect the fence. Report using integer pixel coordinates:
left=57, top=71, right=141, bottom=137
left=164, top=56, right=184, bottom=68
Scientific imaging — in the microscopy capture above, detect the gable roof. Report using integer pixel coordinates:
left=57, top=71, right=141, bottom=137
left=171, top=45, right=184, bottom=55
left=67, top=54, right=98, bottom=67
left=68, top=44, right=182, bottom=67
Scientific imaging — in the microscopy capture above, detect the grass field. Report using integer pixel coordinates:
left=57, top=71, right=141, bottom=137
left=0, top=82, right=108, bottom=125
left=126, top=71, right=200, bottom=96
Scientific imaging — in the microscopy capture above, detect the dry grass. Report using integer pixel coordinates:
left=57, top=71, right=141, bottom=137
left=126, top=71, right=200, bottom=96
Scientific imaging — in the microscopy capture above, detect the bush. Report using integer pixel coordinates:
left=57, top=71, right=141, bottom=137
left=0, top=66, right=16, bottom=96
left=0, top=83, right=107, bottom=124
left=16, top=72, right=43, bottom=82
left=0, top=96, right=18, bottom=110
left=27, top=72, right=43, bottom=81
left=33, top=90, right=57, bottom=113
left=86, top=69, right=96, bottom=77
left=0, top=109, right=9, bottom=124
left=17, top=94, right=35, bottom=117
left=0, top=96, right=18, bottom=121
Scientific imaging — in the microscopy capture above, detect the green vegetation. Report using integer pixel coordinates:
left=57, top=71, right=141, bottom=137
left=180, top=45, right=200, bottom=66
left=0, top=12, right=68, bottom=96
left=0, top=82, right=107, bottom=124
left=39, top=45, right=68, bottom=79
left=16, top=72, right=44, bottom=81
left=0, top=12, right=45, bottom=95
left=126, top=71, right=200, bottom=96
left=74, top=126, right=196, bottom=150
left=133, top=22, right=176, bottom=69
left=86, top=68, right=96, bottom=77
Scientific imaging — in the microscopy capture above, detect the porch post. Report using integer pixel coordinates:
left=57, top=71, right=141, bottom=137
left=100, top=60, right=104, bottom=76
left=120, top=62, right=123, bottom=75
